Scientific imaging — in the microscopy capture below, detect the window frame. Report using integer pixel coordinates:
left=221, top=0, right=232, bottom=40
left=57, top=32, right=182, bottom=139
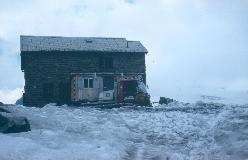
left=83, top=78, right=94, bottom=89
left=84, top=79, right=88, bottom=88
left=89, top=79, right=93, bottom=88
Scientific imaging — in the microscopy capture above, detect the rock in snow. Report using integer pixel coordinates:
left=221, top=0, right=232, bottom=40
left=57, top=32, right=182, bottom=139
left=159, top=97, right=175, bottom=105
left=0, top=113, right=31, bottom=133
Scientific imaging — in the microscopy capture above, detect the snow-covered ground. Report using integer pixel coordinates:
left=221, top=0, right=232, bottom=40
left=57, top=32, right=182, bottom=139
left=1, top=102, right=248, bottom=160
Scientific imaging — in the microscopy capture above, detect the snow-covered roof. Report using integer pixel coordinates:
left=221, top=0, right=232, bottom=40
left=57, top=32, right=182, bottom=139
left=20, top=35, right=148, bottom=53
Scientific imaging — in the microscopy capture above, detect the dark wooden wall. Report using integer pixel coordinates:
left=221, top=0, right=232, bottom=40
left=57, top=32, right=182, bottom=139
left=21, top=51, right=146, bottom=106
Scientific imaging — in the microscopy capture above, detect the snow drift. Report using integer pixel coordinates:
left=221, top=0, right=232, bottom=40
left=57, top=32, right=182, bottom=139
left=0, top=102, right=248, bottom=160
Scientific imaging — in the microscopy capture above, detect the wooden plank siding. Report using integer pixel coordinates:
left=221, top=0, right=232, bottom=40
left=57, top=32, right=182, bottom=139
left=21, top=51, right=146, bottom=106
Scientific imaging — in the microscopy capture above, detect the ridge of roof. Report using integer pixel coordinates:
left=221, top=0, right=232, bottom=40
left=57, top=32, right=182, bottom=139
left=20, top=35, right=126, bottom=39
left=20, top=35, right=148, bottom=53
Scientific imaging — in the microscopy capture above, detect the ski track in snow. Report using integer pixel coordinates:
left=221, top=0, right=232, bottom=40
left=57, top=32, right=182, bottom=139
left=1, top=102, right=248, bottom=160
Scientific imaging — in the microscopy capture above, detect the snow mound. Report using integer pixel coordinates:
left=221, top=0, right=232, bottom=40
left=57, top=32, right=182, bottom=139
left=0, top=103, right=248, bottom=160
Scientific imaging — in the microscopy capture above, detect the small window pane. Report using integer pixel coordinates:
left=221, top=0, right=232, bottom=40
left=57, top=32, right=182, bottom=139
left=89, top=79, right=93, bottom=88
left=84, top=79, right=88, bottom=88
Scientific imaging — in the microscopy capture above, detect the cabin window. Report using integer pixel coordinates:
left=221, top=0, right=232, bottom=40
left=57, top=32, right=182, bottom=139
left=83, top=78, right=93, bottom=88
left=89, top=79, right=93, bottom=88
left=43, top=83, right=54, bottom=99
left=103, top=76, right=114, bottom=91
left=84, top=79, right=88, bottom=88
left=100, top=57, right=113, bottom=69
left=122, top=80, right=138, bottom=97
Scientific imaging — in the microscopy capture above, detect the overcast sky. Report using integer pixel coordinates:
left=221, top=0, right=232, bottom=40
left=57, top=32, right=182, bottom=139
left=0, top=0, right=248, bottom=104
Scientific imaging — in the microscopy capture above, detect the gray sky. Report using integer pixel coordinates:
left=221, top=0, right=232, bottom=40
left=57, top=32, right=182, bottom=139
left=0, top=0, right=248, bottom=104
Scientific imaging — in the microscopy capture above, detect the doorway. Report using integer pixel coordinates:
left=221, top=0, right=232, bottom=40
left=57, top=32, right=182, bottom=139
left=58, top=81, right=71, bottom=105
left=103, top=76, right=114, bottom=91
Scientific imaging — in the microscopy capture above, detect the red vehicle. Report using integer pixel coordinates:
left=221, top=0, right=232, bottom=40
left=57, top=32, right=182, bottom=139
left=117, top=77, right=150, bottom=106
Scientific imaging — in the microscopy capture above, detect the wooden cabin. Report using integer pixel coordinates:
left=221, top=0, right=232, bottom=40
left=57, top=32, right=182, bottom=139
left=20, top=35, right=148, bottom=106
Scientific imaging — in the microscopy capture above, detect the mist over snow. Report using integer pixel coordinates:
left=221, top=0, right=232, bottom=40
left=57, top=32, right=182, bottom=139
left=0, top=0, right=248, bottom=104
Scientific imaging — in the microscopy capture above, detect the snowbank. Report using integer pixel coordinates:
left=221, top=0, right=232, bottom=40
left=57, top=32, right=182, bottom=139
left=0, top=103, right=248, bottom=160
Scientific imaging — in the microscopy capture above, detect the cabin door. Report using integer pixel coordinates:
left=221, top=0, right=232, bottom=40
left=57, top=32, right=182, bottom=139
left=75, top=76, right=102, bottom=102
left=58, top=81, right=71, bottom=105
